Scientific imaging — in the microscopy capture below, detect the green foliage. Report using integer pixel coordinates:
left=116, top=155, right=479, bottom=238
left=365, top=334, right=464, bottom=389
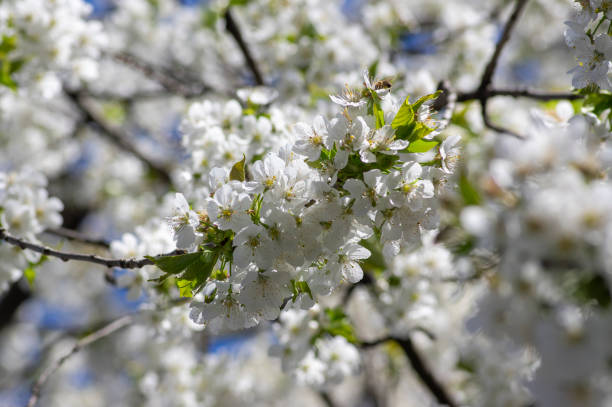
left=582, top=91, right=612, bottom=127
left=290, top=279, right=313, bottom=301
left=569, top=273, right=611, bottom=308
left=392, top=91, right=441, bottom=143
left=458, top=174, right=481, bottom=205
left=373, top=100, right=385, bottom=129
left=175, top=250, right=219, bottom=297
left=0, top=35, right=21, bottom=91
left=368, top=60, right=379, bottom=78
left=359, top=236, right=386, bottom=273
left=456, top=358, right=476, bottom=374
left=147, top=250, right=219, bottom=297
left=201, top=9, right=219, bottom=29
left=321, top=307, right=358, bottom=344
left=23, top=267, right=36, bottom=287
left=22, top=255, right=48, bottom=288
left=229, top=155, right=246, bottom=182
left=405, top=138, right=440, bottom=153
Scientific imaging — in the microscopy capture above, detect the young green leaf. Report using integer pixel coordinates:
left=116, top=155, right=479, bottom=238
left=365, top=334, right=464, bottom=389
left=411, top=90, right=442, bottom=112
left=229, top=154, right=246, bottom=182
left=405, top=138, right=440, bottom=153
left=147, top=252, right=203, bottom=275
left=391, top=96, right=415, bottom=130
left=373, top=101, right=385, bottom=129
left=459, top=175, right=481, bottom=205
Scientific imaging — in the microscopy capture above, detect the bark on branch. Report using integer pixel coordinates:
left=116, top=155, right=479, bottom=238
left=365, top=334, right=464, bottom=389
left=0, top=228, right=180, bottom=269
left=26, top=315, right=133, bottom=407
left=65, top=90, right=173, bottom=185
left=363, top=336, right=458, bottom=407
left=224, top=8, right=265, bottom=86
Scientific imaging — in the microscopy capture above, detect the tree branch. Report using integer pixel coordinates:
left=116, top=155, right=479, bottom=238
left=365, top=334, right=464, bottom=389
left=0, top=228, right=181, bottom=269
left=26, top=315, right=133, bottom=407
left=65, top=90, right=173, bottom=185
left=113, top=53, right=209, bottom=97
left=43, top=227, right=110, bottom=249
left=477, top=0, right=529, bottom=95
left=363, top=336, right=458, bottom=407
left=457, top=88, right=583, bottom=103
left=453, top=0, right=533, bottom=139
left=0, top=281, right=30, bottom=331
left=481, top=98, right=524, bottom=139
left=224, top=8, right=265, bottom=86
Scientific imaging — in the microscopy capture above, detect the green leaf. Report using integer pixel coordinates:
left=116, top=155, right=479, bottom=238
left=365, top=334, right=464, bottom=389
left=291, top=279, right=313, bottom=301
left=201, top=9, right=219, bottom=29
left=147, top=252, right=203, bottom=275
left=405, top=138, right=440, bottom=153
left=368, top=60, right=379, bottom=78
left=583, top=92, right=612, bottom=119
left=229, top=154, right=246, bottom=182
left=0, top=35, right=17, bottom=58
left=392, top=92, right=441, bottom=142
left=148, top=250, right=220, bottom=297
left=0, top=36, right=21, bottom=91
left=459, top=175, right=481, bottom=205
left=391, top=96, right=415, bottom=130
left=571, top=273, right=611, bottom=308
left=411, top=90, right=441, bottom=112
left=24, top=267, right=36, bottom=287
left=0, top=60, right=17, bottom=91
left=175, top=250, right=219, bottom=297
left=322, top=307, right=358, bottom=344
left=373, top=101, right=385, bottom=129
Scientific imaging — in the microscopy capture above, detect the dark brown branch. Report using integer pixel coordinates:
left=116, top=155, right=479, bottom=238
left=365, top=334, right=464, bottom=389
left=363, top=337, right=458, bottom=407
left=457, top=88, right=583, bottom=103
left=113, top=53, right=209, bottom=97
left=224, top=8, right=265, bottom=86
left=65, top=90, right=173, bottom=185
left=464, top=0, right=530, bottom=139
left=481, top=98, right=524, bottom=139
left=0, top=228, right=180, bottom=269
left=26, top=315, right=133, bottom=407
left=477, top=0, right=529, bottom=95
left=319, top=392, right=336, bottom=407
left=0, top=281, right=30, bottom=331
left=43, top=227, right=110, bottom=249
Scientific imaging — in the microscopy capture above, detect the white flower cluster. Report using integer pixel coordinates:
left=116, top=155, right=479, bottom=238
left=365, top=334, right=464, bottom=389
left=270, top=305, right=361, bottom=388
left=0, top=0, right=107, bottom=97
left=565, top=0, right=612, bottom=90
left=178, top=96, right=295, bottom=201
left=462, top=110, right=612, bottom=403
left=0, top=170, right=63, bottom=291
left=373, top=232, right=459, bottom=338
left=176, top=74, right=458, bottom=334
left=457, top=336, right=540, bottom=407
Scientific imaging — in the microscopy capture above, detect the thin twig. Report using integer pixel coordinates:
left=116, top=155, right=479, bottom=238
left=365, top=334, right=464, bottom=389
left=363, top=336, right=458, bottom=407
left=65, top=90, right=173, bottom=185
left=457, top=88, right=583, bottom=103
left=113, top=53, right=209, bottom=97
left=84, top=90, right=171, bottom=102
left=44, top=227, right=110, bottom=249
left=481, top=98, right=524, bottom=139
left=26, top=315, right=133, bottom=407
left=224, top=8, right=265, bottom=86
left=0, top=228, right=182, bottom=269
left=319, top=391, right=336, bottom=407
left=477, top=0, right=529, bottom=95
left=457, top=0, right=530, bottom=139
